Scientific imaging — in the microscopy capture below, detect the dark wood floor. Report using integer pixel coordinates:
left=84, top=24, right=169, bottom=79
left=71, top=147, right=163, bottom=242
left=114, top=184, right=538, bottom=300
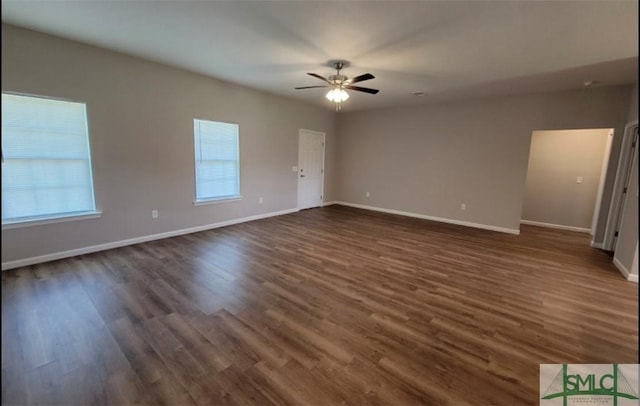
left=2, top=205, right=638, bottom=405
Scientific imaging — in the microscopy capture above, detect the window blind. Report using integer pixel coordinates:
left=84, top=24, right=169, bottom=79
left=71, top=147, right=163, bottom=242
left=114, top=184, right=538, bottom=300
left=194, top=119, right=240, bottom=201
left=2, top=93, right=97, bottom=223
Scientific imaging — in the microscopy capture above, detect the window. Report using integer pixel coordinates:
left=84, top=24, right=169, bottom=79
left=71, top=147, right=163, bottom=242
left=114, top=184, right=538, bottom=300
left=193, top=119, right=240, bottom=203
left=2, top=93, right=98, bottom=225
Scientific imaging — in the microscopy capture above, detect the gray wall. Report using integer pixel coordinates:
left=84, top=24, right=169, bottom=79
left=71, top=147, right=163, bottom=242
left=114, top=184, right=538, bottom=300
left=1, top=24, right=336, bottom=264
left=335, top=87, right=631, bottom=234
left=522, top=129, right=610, bottom=230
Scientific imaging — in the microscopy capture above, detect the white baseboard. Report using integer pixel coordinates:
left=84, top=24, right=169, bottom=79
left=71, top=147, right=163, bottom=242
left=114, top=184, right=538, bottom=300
left=1, top=208, right=298, bottom=271
left=322, top=201, right=338, bottom=207
left=520, top=219, right=590, bottom=233
left=613, top=257, right=639, bottom=283
left=590, top=240, right=605, bottom=249
left=335, top=201, right=520, bottom=235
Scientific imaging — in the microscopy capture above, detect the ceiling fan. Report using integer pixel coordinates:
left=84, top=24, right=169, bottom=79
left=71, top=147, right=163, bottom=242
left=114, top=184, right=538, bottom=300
left=295, top=62, right=379, bottom=109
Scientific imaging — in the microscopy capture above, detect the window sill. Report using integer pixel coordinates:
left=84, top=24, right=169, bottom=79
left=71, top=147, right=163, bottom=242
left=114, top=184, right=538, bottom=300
left=2, top=211, right=103, bottom=230
left=193, top=196, right=243, bottom=206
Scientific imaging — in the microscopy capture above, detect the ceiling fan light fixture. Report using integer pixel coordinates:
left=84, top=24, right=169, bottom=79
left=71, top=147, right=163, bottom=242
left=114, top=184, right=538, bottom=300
left=295, top=61, right=376, bottom=110
left=325, top=88, right=349, bottom=103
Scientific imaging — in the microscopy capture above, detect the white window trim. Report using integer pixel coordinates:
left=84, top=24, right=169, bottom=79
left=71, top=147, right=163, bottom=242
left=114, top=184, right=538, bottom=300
left=2, top=210, right=102, bottom=230
left=2, top=90, right=84, bottom=104
left=193, top=118, right=241, bottom=202
left=193, top=195, right=243, bottom=206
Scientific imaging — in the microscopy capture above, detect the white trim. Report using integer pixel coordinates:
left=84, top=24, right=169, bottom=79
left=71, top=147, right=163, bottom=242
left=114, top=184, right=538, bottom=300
left=613, top=257, right=639, bottom=283
left=2, top=90, right=85, bottom=104
left=322, top=201, right=338, bottom=207
left=1, top=208, right=297, bottom=271
left=590, top=240, right=605, bottom=249
left=2, top=211, right=102, bottom=230
left=335, top=201, right=520, bottom=235
left=193, top=196, right=242, bottom=206
left=520, top=219, right=590, bottom=233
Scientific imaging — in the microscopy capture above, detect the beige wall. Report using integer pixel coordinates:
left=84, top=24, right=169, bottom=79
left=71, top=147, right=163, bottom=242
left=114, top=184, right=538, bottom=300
left=335, top=86, right=631, bottom=234
left=522, top=129, right=610, bottom=230
left=1, top=24, right=336, bottom=265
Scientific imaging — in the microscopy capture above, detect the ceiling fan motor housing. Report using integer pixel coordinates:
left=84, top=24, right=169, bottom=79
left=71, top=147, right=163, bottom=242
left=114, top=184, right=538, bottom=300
left=329, top=74, right=348, bottom=85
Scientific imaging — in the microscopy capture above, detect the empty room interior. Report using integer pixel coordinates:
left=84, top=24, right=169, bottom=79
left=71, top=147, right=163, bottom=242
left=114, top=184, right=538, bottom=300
left=1, top=1, right=639, bottom=405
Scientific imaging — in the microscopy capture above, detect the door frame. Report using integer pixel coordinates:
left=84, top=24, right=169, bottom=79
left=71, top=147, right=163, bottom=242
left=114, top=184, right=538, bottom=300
left=603, top=120, right=639, bottom=251
left=297, top=129, right=326, bottom=210
left=590, top=129, right=615, bottom=235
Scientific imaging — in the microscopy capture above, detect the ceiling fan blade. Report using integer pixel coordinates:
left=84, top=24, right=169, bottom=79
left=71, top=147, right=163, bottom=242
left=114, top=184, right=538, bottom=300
left=348, top=73, right=375, bottom=84
left=345, top=85, right=379, bottom=94
left=307, top=72, right=330, bottom=83
left=295, top=86, right=329, bottom=90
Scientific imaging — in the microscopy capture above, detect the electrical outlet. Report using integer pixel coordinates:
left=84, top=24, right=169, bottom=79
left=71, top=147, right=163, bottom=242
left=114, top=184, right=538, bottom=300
left=460, top=203, right=466, bottom=211
left=259, top=197, right=263, bottom=204
left=576, top=176, right=583, bottom=184
left=366, top=192, right=370, bottom=198
left=152, top=210, right=158, bottom=219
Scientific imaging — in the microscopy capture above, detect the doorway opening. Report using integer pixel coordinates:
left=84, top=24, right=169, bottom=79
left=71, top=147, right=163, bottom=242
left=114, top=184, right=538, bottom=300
left=521, top=128, right=614, bottom=235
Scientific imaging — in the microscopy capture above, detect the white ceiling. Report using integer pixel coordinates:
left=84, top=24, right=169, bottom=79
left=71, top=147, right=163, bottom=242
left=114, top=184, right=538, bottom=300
left=2, top=1, right=638, bottom=112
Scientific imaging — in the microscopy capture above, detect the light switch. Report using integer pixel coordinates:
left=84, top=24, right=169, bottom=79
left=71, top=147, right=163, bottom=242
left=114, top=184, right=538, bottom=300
left=292, top=166, right=298, bottom=172
left=576, top=176, right=583, bottom=184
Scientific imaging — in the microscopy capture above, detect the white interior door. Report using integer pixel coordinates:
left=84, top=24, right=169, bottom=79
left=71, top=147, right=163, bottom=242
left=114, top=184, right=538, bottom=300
left=297, top=129, right=325, bottom=210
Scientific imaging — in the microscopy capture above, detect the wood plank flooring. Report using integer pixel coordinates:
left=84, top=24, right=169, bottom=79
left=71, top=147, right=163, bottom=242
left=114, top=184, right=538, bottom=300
left=2, top=205, right=638, bottom=405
